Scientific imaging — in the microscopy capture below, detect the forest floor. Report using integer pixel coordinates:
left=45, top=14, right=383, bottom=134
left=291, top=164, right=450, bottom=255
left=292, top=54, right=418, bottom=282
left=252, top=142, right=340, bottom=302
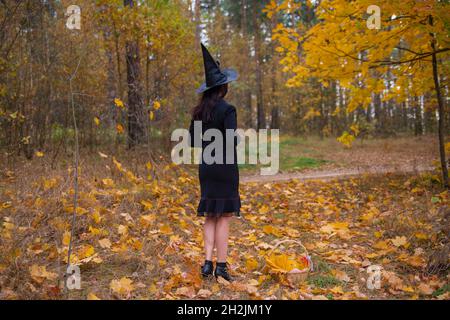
left=240, top=134, right=438, bottom=176
left=0, top=136, right=448, bottom=300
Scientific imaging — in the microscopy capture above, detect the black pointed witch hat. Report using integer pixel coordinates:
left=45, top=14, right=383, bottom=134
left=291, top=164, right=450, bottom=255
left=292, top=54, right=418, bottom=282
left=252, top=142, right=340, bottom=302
left=197, top=43, right=238, bottom=94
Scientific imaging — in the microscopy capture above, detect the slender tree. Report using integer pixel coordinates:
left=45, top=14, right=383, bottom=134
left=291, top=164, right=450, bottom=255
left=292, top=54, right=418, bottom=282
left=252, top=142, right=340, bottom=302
left=124, top=0, right=144, bottom=148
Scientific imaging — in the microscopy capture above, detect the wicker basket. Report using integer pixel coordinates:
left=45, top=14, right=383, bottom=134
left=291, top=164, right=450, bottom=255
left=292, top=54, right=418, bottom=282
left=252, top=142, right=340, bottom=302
left=264, top=239, right=312, bottom=286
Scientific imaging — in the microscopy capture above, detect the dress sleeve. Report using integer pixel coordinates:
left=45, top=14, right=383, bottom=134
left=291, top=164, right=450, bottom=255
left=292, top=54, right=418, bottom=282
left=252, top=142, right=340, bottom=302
left=224, top=106, right=239, bottom=146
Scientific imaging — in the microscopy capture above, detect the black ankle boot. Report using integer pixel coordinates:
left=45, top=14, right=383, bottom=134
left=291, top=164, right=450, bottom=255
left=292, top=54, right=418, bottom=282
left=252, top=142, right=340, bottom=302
left=201, top=260, right=214, bottom=278
left=215, top=262, right=233, bottom=282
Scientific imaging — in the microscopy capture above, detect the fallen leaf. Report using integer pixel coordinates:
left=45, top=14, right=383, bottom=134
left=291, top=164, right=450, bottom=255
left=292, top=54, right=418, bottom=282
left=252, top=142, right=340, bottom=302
left=330, top=286, right=344, bottom=295
left=62, top=231, right=71, bottom=246
left=332, top=269, right=351, bottom=282
left=196, top=289, right=212, bottom=299
left=390, top=236, right=408, bottom=248
left=116, top=124, right=125, bottom=134
left=417, top=283, right=434, bottom=295
left=176, top=286, right=196, bottom=298
left=246, top=258, right=258, bottom=271
left=29, top=265, right=57, bottom=284
left=98, top=238, right=112, bottom=249
left=110, top=277, right=134, bottom=296
left=217, top=276, right=230, bottom=286
left=87, top=292, right=101, bottom=300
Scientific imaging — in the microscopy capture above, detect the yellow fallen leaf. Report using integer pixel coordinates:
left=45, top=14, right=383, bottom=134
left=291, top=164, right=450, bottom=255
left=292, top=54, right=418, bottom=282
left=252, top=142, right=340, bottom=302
left=3, top=221, right=14, bottom=230
left=266, top=253, right=308, bottom=273
left=330, top=286, right=344, bottom=295
left=160, top=224, right=173, bottom=235
left=102, top=178, right=114, bottom=187
left=141, top=200, right=153, bottom=211
left=30, top=265, right=57, bottom=283
left=89, top=226, right=102, bottom=236
left=114, top=98, right=125, bottom=109
left=43, top=178, right=57, bottom=190
left=87, top=292, right=101, bottom=300
left=402, top=286, right=415, bottom=293
left=62, top=231, right=71, bottom=246
left=400, top=254, right=426, bottom=268
left=259, top=205, right=269, bottom=214
left=246, top=258, right=258, bottom=271
left=373, top=240, right=391, bottom=250
left=148, top=283, right=158, bottom=294
left=140, top=214, right=155, bottom=226
left=262, top=225, right=283, bottom=237
left=1, top=202, right=12, bottom=209
left=116, top=124, right=125, bottom=134
left=391, top=236, right=408, bottom=247
left=320, top=222, right=349, bottom=234
left=110, top=277, right=134, bottom=295
left=374, top=231, right=383, bottom=238
left=211, top=283, right=220, bottom=293
left=91, top=210, right=102, bottom=224
left=414, top=232, right=428, bottom=240
left=78, top=245, right=95, bottom=259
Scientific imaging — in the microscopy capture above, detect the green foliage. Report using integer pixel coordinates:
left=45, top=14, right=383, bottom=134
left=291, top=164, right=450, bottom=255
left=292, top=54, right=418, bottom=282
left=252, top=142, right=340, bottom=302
left=287, top=157, right=327, bottom=170
left=432, top=283, right=450, bottom=297
left=308, top=275, right=342, bottom=289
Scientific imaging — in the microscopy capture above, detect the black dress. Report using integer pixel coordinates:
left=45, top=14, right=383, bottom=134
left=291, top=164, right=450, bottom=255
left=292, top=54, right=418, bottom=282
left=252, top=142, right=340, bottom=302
left=189, top=99, right=241, bottom=217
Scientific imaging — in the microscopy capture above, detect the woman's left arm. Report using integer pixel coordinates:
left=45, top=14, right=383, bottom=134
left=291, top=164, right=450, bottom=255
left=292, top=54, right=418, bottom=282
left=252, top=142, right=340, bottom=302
left=224, top=106, right=239, bottom=146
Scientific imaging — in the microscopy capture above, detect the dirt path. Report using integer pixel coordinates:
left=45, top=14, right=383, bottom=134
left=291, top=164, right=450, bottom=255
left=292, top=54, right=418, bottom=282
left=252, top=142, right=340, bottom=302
left=241, top=164, right=434, bottom=183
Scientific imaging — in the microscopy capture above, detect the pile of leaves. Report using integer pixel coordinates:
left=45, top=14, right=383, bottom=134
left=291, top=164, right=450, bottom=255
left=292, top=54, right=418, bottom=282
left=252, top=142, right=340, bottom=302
left=0, top=154, right=448, bottom=300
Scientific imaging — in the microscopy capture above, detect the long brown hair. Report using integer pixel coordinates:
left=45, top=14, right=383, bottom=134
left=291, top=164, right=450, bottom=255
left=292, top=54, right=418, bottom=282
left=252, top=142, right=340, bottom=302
left=192, top=84, right=228, bottom=122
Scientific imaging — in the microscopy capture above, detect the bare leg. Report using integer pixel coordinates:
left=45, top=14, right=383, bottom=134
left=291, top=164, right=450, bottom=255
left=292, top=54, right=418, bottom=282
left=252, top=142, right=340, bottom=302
left=203, top=217, right=217, bottom=261
left=215, top=216, right=232, bottom=263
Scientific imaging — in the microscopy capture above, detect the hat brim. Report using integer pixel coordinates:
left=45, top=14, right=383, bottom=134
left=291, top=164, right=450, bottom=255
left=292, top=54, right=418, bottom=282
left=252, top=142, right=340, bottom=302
left=196, top=69, right=239, bottom=94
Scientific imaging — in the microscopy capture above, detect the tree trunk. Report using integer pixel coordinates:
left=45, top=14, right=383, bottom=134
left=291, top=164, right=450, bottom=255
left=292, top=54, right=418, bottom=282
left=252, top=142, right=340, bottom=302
left=124, top=0, right=144, bottom=148
left=252, top=1, right=265, bottom=129
left=424, top=93, right=436, bottom=134
left=241, top=0, right=252, bottom=128
left=269, top=8, right=279, bottom=130
left=194, top=0, right=201, bottom=44
left=113, top=21, right=123, bottom=99
left=430, top=15, right=448, bottom=188
left=271, top=106, right=280, bottom=129
left=100, top=15, right=117, bottom=129
left=414, top=96, right=423, bottom=136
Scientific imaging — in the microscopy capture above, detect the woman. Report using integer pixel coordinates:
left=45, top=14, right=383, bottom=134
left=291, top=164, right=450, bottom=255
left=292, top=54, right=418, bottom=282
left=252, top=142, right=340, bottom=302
left=189, top=43, right=240, bottom=282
